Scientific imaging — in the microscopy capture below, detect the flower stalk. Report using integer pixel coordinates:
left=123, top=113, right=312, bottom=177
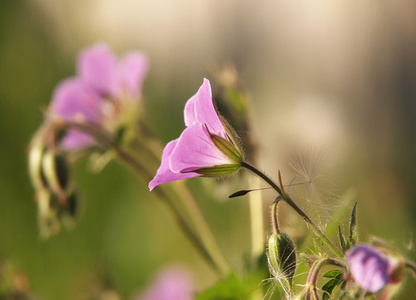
left=241, top=161, right=344, bottom=259
left=307, top=257, right=346, bottom=287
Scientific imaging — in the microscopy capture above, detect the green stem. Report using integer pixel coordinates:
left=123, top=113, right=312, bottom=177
left=270, top=200, right=281, bottom=235
left=241, top=161, right=344, bottom=259
left=307, top=257, right=346, bottom=287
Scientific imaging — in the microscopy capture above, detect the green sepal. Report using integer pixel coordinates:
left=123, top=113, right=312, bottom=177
left=208, top=129, right=242, bottom=165
left=219, top=116, right=243, bottom=157
left=349, top=202, right=358, bottom=246
left=338, top=226, right=348, bottom=252
left=194, top=164, right=241, bottom=176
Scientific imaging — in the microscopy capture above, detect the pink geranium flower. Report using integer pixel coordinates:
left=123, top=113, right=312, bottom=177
left=149, top=79, right=242, bottom=190
left=347, top=244, right=396, bottom=293
left=49, top=43, right=148, bottom=150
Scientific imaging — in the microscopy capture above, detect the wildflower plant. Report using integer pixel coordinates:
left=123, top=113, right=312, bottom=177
left=26, top=43, right=416, bottom=299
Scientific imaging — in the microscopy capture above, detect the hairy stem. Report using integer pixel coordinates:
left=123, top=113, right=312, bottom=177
left=270, top=199, right=281, bottom=235
left=241, top=161, right=344, bottom=259
left=307, top=257, right=346, bottom=287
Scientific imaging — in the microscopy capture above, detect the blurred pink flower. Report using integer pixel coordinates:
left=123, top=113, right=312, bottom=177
left=78, top=43, right=148, bottom=99
left=149, top=78, right=242, bottom=190
left=50, top=43, right=148, bottom=150
left=347, top=244, right=394, bottom=293
left=135, top=266, right=194, bottom=300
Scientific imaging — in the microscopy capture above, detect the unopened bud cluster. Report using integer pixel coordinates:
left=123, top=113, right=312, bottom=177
left=28, top=128, right=79, bottom=237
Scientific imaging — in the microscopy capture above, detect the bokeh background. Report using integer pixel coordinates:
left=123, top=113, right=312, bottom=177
left=1, top=0, right=416, bottom=299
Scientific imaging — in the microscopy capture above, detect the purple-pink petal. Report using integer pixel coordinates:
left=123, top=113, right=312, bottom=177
left=118, top=51, right=149, bottom=98
left=50, top=78, right=103, bottom=123
left=50, top=78, right=102, bottom=150
left=347, top=244, right=391, bottom=293
left=193, top=79, right=227, bottom=139
left=78, top=43, right=120, bottom=96
left=169, top=123, right=232, bottom=173
left=149, top=78, right=241, bottom=190
left=60, top=130, right=95, bottom=150
left=184, top=93, right=197, bottom=127
left=149, top=140, right=200, bottom=191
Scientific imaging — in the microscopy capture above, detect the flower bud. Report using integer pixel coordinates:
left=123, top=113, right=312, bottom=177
left=346, top=243, right=405, bottom=293
left=267, top=232, right=297, bottom=286
left=36, top=189, right=60, bottom=238
left=41, top=150, right=70, bottom=201
left=59, top=190, right=80, bottom=228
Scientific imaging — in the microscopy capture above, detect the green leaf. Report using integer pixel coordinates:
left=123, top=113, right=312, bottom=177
left=322, top=271, right=346, bottom=300
left=323, top=269, right=343, bottom=278
left=349, top=202, right=358, bottom=246
left=321, top=276, right=343, bottom=300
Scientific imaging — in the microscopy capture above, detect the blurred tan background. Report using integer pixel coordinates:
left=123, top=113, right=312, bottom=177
left=1, top=0, right=415, bottom=299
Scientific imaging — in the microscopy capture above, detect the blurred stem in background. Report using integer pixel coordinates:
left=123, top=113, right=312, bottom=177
left=211, top=66, right=265, bottom=268
left=248, top=175, right=264, bottom=267
left=71, top=121, right=231, bottom=276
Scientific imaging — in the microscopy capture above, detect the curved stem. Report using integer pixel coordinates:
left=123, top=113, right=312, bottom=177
left=62, top=121, right=229, bottom=275
left=131, top=135, right=231, bottom=275
left=270, top=199, right=281, bottom=235
left=117, top=148, right=223, bottom=273
left=405, top=260, right=416, bottom=281
left=307, top=257, right=346, bottom=287
left=241, top=161, right=344, bottom=259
